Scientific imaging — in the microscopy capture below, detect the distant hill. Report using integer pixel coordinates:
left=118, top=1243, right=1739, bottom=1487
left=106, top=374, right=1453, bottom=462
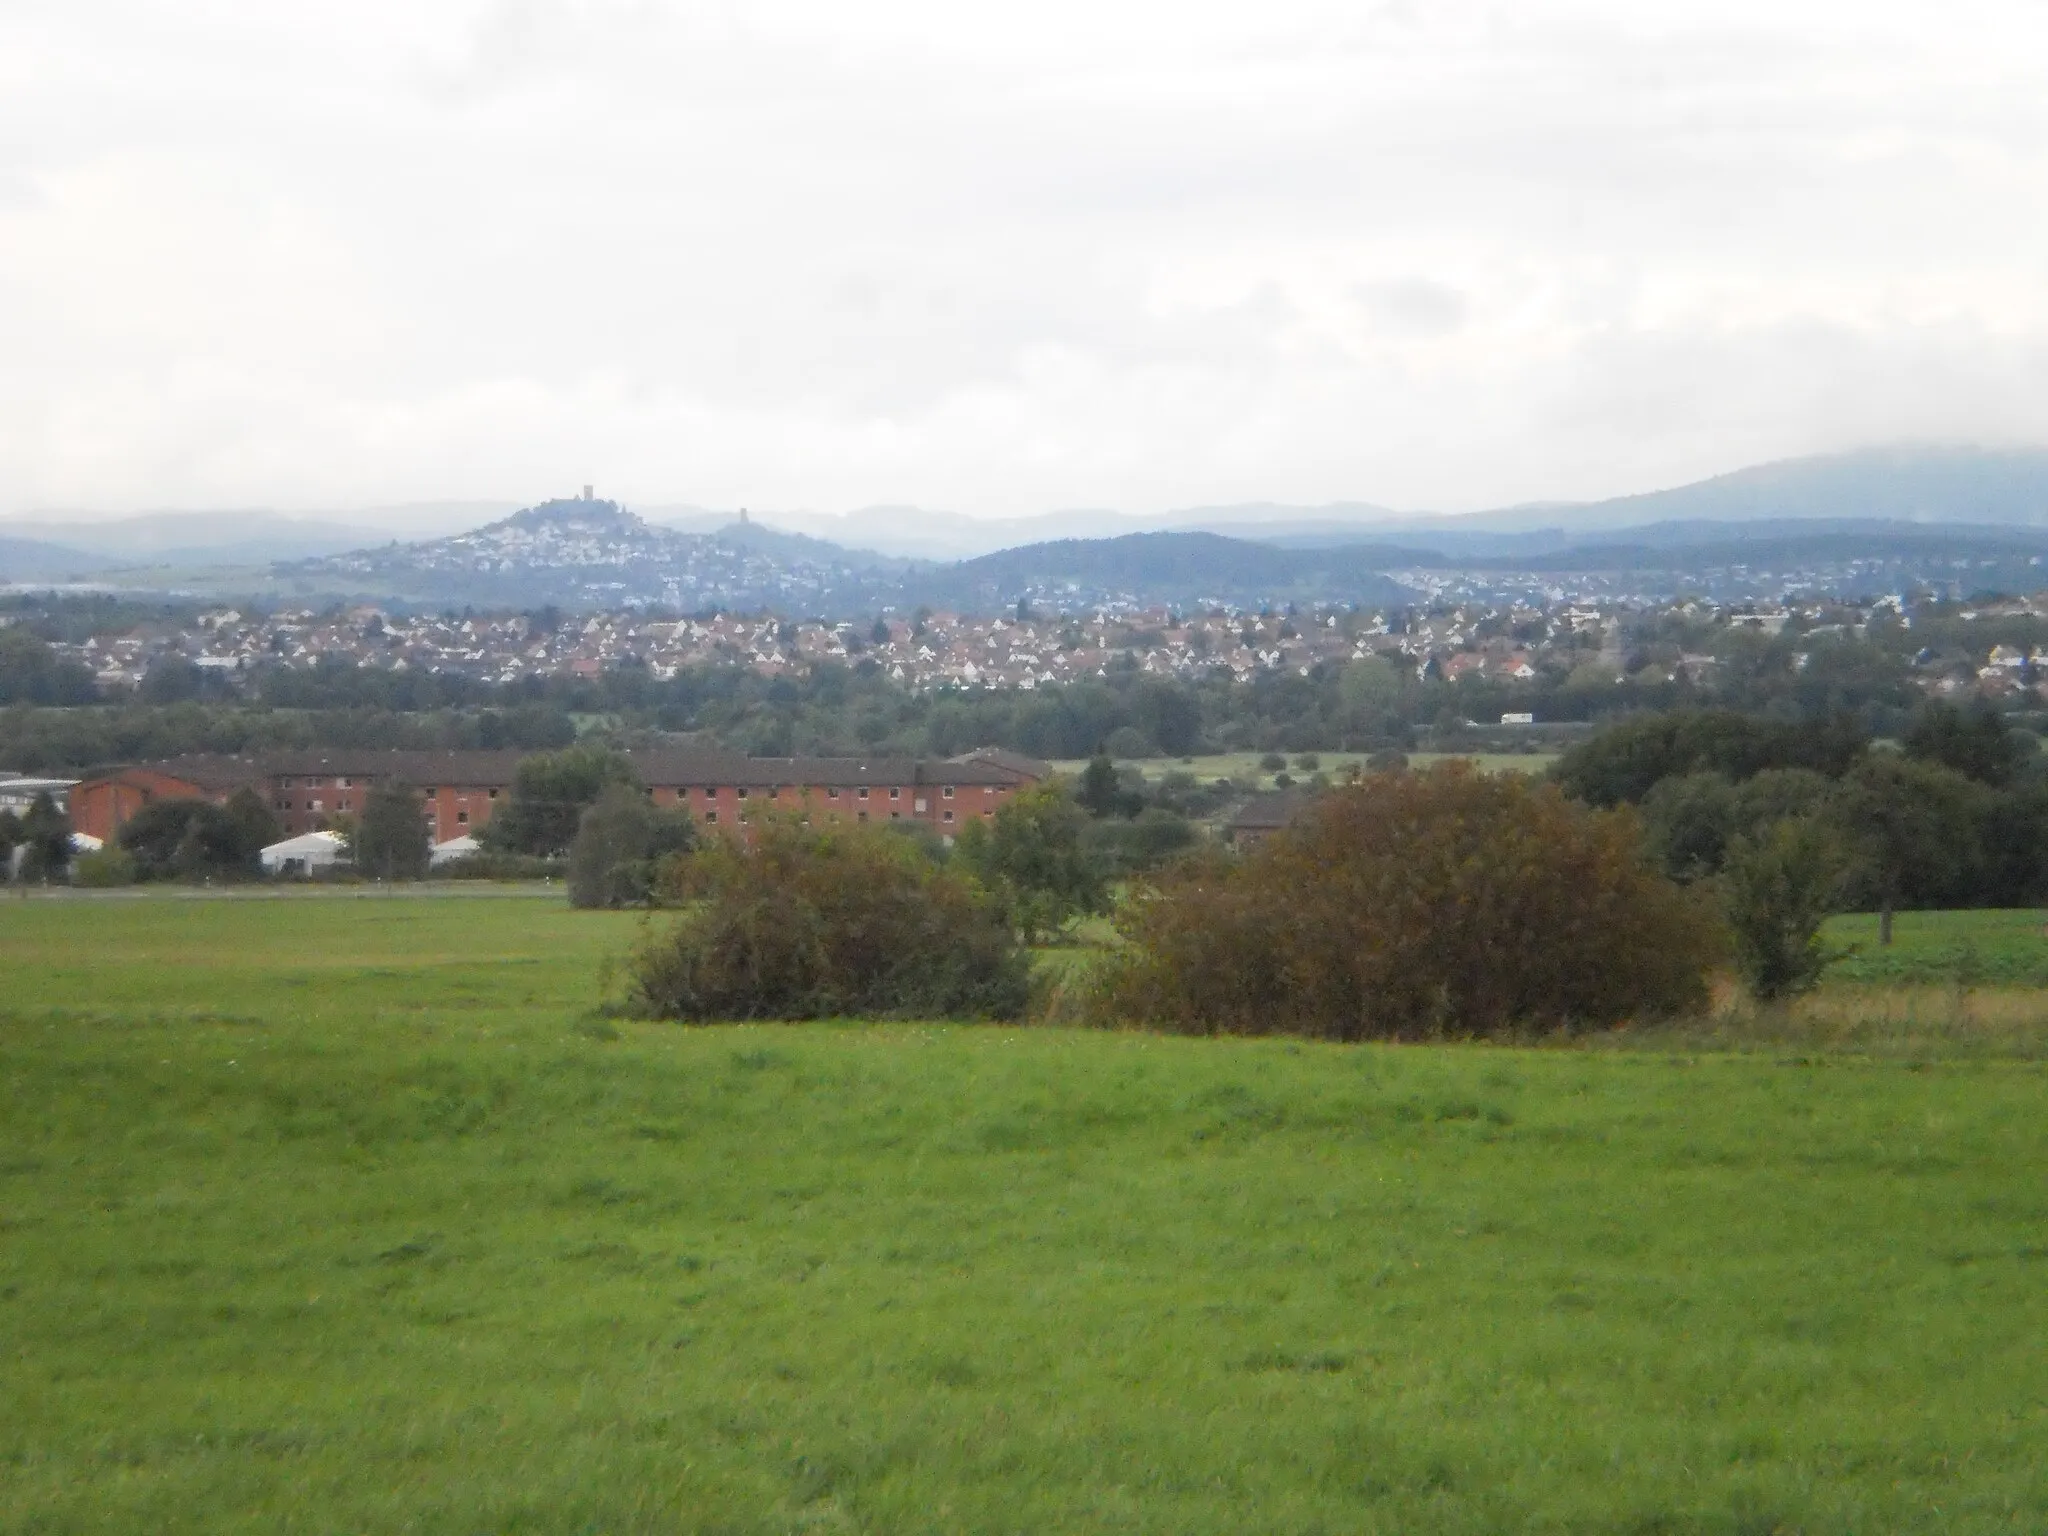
left=0, top=512, right=435, bottom=566
left=276, top=498, right=901, bottom=612
left=0, top=537, right=117, bottom=583
left=906, top=531, right=1416, bottom=612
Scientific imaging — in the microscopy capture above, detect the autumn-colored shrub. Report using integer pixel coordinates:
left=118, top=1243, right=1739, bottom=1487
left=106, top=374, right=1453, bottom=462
left=1090, top=763, right=1719, bottom=1039
left=632, top=814, right=1029, bottom=1021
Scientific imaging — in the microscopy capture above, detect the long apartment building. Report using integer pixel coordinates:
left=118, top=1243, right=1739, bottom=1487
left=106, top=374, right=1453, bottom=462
left=68, top=746, right=1047, bottom=846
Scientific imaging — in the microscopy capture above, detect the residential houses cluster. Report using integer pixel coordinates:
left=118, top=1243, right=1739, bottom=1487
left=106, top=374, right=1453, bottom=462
left=40, top=591, right=2048, bottom=705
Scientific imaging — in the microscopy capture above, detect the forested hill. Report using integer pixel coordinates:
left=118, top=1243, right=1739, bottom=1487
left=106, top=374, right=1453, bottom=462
left=906, top=532, right=1419, bottom=612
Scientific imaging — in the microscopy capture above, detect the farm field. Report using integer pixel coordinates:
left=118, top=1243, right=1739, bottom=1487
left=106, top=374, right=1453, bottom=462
left=4, top=900, right=2048, bottom=1531
left=1050, top=749, right=1558, bottom=788
left=1825, top=906, right=2048, bottom=987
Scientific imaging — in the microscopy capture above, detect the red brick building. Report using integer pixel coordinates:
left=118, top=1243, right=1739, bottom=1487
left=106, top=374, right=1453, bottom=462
left=69, top=747, right=1047, bottom=846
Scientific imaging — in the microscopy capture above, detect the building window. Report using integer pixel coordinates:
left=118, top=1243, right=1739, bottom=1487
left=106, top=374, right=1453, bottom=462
left=942, top=810, right=954, bottom=823
left=311, top=799, right=324, bottom=812
left=890, top=811, right=901, bottom=820
left=914, top=797, right=927, bottom=813
left=827, top=787, right=839, bottom=799
left=342, top=777, right=353, bottom=788
left=488, top=788, right=498, bottom=800
left=942, top=786, right=955, bottom=799
left=456, top=811, right=469, bottom=824
left=737, top=787, right=748, bottom=799
left=858, top=787, right=870, bottom=801
left=423, top=787, right=437, bottom=798
left=704, top=810, right=718, bottom=824
left=857, top=811, right=869, bottom=822
left=890, top=787, right=901, bottom=800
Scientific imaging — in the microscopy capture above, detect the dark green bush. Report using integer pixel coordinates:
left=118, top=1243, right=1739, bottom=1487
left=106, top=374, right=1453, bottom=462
left=633, top=815, right=1029, bottom=1021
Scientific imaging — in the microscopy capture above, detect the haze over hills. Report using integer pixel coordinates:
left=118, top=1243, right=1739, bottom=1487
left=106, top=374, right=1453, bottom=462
left=8, top=446, right=2048, bottom=611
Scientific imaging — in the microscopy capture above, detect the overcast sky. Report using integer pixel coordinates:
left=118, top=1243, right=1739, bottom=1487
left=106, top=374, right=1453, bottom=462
left=4, top=0, right=2047, bottom=525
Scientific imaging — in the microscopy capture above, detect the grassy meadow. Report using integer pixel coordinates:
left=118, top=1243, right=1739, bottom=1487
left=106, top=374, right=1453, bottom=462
left=4, top=897, right=2048, bottom=1531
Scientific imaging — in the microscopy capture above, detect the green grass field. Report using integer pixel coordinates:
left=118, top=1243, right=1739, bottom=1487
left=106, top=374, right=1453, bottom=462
left=1825, top=907, right=2048, bottom=987
left=5, top=897, right=2048, bottom=1532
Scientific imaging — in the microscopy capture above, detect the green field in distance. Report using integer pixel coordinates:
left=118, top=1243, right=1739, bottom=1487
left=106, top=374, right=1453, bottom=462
left=2, top=897, right=2046, bottom=1532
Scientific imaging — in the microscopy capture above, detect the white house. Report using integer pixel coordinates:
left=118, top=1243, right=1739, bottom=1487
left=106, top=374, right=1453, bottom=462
left=430, top=834, right=481, bottom=867
left=261, top=830, right=348, bottom=877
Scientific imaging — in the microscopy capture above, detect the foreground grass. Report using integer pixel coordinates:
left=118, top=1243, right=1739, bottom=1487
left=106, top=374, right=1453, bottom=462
left=4, top=901, right=2048, bottom=1531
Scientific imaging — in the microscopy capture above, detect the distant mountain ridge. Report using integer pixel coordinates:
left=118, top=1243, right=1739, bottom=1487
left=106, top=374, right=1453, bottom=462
left=0, top=537, right=117, bottom=584
left=278, top=498, right=903, bottom=611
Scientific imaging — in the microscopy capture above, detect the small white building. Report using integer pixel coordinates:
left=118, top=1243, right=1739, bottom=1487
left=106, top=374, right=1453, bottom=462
left=430, top=834, right=481, bottom=867
left=261, top=830, right=348, bottom=877
left=0, top=777, right=78, bottom=815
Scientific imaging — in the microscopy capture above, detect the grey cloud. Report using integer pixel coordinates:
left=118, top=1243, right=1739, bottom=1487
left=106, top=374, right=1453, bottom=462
left=1, top=1, right=2046, bottom=519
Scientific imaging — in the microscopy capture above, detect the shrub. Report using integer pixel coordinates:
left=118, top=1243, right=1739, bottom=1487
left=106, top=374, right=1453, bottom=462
left=1257, top=752, right=1287, bottom=772
left=1721, top=816, right=1850, bottom=1001
left=632, top=815, right=1029, bottom=1021
left=71, top=846, right=137, bottom=887
left=1090, top=763, right=1718, bottom=1040
left=567, top=783, right=696, bottom=909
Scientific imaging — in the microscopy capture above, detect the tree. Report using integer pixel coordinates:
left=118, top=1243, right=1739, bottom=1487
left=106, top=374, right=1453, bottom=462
left=1903, top=700, right=2026, bottom=786
left=0, top=629, right=97, bottom=706
left=633, top=814, right=1028, bottom=1020
left=1552, top=709, right=1867, bottom=807
left=1090, top=763, right=1718, bottom=1040
left=482, top=745, right=638, bottom=857
left=117, top=796, right=271, bottom=882
left=0, top=808, right=20, bottom=870
left=351, top=783, right=431, bottom=880
left=954, top=782, right=1106, bottom=942
left=16, top=792, right=72, bottom=883
left=1639, top=771, right=1738, bottom=881
left=1831, top=756, right=1993, bottom=945
left=567, top=783, right=696, bottom=909
left=1075, top=750, right=1139, bottom=818
left=1721, top=816, right=1851, bottom=1001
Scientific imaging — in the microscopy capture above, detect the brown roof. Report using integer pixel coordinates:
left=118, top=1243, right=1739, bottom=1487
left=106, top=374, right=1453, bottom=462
left=79, top=755, right=268, bottom=793
left=664, top=755, right=1027, bottom=788
left=948, top=746, right=1057, bottom=781
left=1228, top=790, right=1314, bottom=833
left=85, top=747, right=1040, bottom=793
left=262, top=749, right=534, bottom=786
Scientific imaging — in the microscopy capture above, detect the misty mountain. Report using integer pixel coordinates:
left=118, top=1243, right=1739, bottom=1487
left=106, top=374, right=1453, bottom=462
left=0, top=512, right=445, bottom=566
left=0, top=537, right=118, bottom=583
left=904, top=532, right=1416, bottom=612
left=278, top=498, right=901, bottom=612
left=643, top=446, right=2048, bottom=557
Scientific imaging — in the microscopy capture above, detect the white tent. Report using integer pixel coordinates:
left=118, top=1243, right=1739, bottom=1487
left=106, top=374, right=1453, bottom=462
left=261, top=829, right=348, bottom=876
left=430, top=834, right=481, bottom=867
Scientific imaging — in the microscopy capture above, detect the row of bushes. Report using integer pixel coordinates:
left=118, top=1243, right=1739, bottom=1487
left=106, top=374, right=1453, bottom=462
left=623, top=764, right=1740, bottom=1036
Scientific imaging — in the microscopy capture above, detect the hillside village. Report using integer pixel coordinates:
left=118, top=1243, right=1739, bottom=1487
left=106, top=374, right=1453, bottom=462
left=31, top=589, right=2048, bottom=707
